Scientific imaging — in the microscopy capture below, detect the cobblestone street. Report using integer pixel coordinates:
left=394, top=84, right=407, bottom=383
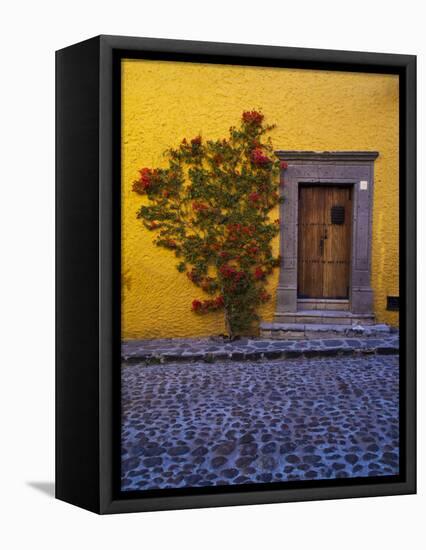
left=121, top=354, right=399, bottom=491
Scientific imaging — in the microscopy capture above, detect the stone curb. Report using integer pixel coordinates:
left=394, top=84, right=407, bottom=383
left=122, top=343, right=399, bottom=366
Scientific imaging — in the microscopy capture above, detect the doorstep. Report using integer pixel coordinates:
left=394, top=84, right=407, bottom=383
left=273, top=309, right=375, bottom=326
left=260, top=321, right=393, bottom=340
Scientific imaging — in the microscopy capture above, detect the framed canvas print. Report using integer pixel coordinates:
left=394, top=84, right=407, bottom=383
left=56, top=35, right=416, bottom=514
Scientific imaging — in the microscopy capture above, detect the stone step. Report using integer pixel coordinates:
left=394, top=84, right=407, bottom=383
left=260, top=321, right=392, bottom=340
left=121, top=334, right=399, bottom=365
left=297, top=298, right=349, bottom=311
left=274, top=309, right=375, bottom=326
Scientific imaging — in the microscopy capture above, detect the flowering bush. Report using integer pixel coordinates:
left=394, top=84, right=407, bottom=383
left=132, top=110, right=287, bottom=337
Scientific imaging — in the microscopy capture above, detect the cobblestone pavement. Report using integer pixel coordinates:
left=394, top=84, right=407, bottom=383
left=122, top=333, right=399, bottom=365
left=121, top=355, right=399, bottom=491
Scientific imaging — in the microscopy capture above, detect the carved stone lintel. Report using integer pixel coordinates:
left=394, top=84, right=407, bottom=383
left=275, top=150, right=379, bottom=162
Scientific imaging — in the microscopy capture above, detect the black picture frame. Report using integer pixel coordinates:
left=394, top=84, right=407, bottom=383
left=56, top=35, right=416, bottom=514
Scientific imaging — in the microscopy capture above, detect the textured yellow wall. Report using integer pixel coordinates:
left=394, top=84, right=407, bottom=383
left=122, top=59, right=399, bottom=339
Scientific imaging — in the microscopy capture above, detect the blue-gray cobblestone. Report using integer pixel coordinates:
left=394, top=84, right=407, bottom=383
left=121, top=354, right=399, bottom=491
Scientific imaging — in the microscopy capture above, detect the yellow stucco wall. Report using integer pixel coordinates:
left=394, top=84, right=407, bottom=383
left=122, top=59, right=399, bottom=339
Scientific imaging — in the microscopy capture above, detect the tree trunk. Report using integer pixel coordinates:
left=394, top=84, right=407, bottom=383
left=223, top=304, right=233, bottom=340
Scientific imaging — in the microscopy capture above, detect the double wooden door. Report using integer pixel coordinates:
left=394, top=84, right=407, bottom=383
left=297, top=185, right=352, bottom=299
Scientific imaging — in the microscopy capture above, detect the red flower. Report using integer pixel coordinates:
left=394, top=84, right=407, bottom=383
left=280, top=161, right=288, bottom=170
left=260, top=290, right=271, bottom=303
left=242, top=110, right=264, bottom=125
left=254, top=267, right=265, bottom=280
left=234, top=271, right=246, bottom=282
left=191, top=299, right=202, bottom=312
left=241, top=225, right=255, bottom=236
left=215, top=295, right=225, bottom=307
left=226, top=223, right=244, bottom=241
left=139, top=167, right=151, bottom=179
left=248, top=192, right=261, bottom=203
left=219, top=264, right=237, bottom=279
left=132, top=167, right=155, bottom=194
left=191, top=135, right=202, bottom=146
left=251, top=148, right=272, bottom=166
left=192, top=296, right=224, bottom=313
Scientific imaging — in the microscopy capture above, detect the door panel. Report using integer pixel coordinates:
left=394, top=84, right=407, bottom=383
left=322, top=187, right=352, bottom=298
left=298, top=186, right=352, bottom=299
left=297, top=187, right=325, bottom=298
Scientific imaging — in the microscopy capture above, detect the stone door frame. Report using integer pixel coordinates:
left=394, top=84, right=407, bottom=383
left=274, top=151, right=379, bottom=318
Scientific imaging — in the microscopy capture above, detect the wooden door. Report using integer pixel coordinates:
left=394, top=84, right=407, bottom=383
left=298, top=186, right=352, bottom=299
